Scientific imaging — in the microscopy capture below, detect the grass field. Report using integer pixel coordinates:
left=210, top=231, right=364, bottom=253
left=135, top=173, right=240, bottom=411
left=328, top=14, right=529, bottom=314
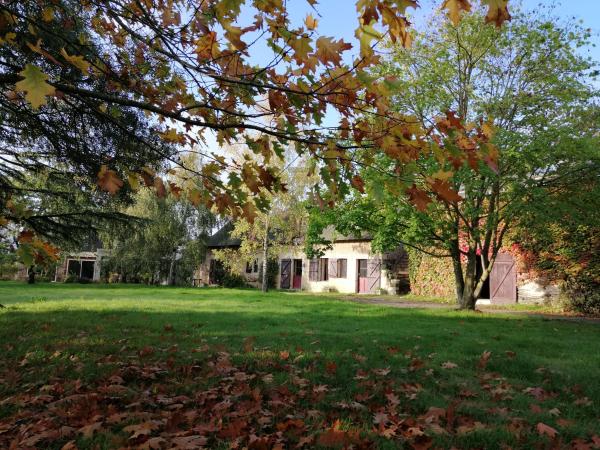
left=1, top=282, right=599, bottom=449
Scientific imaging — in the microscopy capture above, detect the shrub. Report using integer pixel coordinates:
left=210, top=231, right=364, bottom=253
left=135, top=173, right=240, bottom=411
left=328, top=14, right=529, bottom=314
left=563, top=275, right=600, bottom=316
left=258, top=258, right=279, bottom=289
left=221, top=272, right=249, bottom=288
left=64, top=274, right=78, bottom=283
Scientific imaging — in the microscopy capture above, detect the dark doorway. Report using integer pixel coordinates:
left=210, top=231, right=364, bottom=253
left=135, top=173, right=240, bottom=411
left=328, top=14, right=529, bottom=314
left=476, top=258, right=490, bottom=299
left=292, top=259, right=302, bottom=289
left=209, top=259, right=225, bottom=285
left=81, top=260, right=94, bottom=280
left=67, top=260, right=81, bottom=277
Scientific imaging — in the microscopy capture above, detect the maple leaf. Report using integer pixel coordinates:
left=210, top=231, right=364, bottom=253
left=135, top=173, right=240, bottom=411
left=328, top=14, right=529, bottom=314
left=304, top=14, right=318, bottom=30
left=441, top=361, right=458, bottom=369
left=97, top=165, right=123, bottom=195
left=315, top=37, right=352, bottom=66
left=60, top=48, right=90, bottom=73
left=15, top=64, right=55, bottom=109
left=18, top=230, right=34, bottom=243
left=123, top=421, right=160, bottom=440
left=442, top=0, right=472, bottom=26
left=351, top=175, right=365, bottom=193
left=127, top=172, right=140, bottom=191
left=373, top=412, right=389, bottom=425
left=139, top=437, right=166, bottom=449
left=154, top=177, right=167, bottom=198
left=78, top=422, right=102, bottom=439
left=481, top=0, right=511, bottom=27
left=407, top=185, right=432, bottom=212
left=536, top=422, right=558, bottom=439
left=477, top=350, right=491, bottom=369
left=429, top=179, right=463, bottom=203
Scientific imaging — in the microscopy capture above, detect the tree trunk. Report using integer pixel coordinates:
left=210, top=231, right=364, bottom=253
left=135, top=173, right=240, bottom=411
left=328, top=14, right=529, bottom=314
left=261, top=217, right=270, bottom=293
left=450, top=241, right=464, bottom=303
left=27, top=265, right=35, bottom=284
left=458, top=251, right=478, bottom=310
left=168, top=253, right=176, bottom=286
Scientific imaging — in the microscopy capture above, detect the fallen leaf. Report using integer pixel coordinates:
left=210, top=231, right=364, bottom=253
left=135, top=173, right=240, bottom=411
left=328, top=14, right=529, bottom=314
left=536, top=422, right=558, bottom=439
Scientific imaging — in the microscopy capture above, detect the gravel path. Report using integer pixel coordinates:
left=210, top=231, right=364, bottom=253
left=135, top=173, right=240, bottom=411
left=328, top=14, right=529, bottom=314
left=338, top=295, right=600, bottom=324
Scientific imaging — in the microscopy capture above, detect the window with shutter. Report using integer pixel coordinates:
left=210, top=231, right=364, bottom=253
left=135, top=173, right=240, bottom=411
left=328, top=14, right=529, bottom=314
left=337, top=259, right=347, bottom=278
left=309, top=259, right=319, bottom=281
left=319, top=258, right=329, bottom=281
left=328, top=258, right=338, bottom=279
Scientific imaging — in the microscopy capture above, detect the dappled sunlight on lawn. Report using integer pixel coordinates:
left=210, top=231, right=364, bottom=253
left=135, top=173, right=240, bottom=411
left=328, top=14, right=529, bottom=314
left=1, top=283, right=599, bottom=448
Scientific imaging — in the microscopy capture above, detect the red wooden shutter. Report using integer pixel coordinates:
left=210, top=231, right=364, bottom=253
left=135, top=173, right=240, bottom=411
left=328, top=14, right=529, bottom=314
left=309, top=259, right=319, bottom=281
left=328, top=258, right=338, bottom=278
left=367, top=259, right=381, bottom=293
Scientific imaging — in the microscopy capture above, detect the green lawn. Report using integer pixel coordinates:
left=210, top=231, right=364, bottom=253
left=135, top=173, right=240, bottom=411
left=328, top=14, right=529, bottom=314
left=1, top=282, right=599, bottom=449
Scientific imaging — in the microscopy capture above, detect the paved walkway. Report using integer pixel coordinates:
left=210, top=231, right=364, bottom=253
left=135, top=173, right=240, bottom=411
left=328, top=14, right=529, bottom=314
left=339, top=295, right=600, bottom=324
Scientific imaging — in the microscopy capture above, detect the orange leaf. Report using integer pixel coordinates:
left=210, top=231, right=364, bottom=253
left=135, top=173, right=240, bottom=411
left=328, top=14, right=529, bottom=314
left=442, top=0, right=472, bottom=26
left=407, top=185, right=431, bottom=212
left=304, top=14, right=318, bottom=30
left=536, top=422, right=558, bottom=439
left=481, top=0, right=511, bottom=27
left=97, top=165, right=123, bottom=195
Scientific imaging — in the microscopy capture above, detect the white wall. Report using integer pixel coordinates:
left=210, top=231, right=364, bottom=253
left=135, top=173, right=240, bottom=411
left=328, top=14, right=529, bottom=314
left=277, top=241, right=392, bottom=294
left=198, top=242, right=394, bottom=294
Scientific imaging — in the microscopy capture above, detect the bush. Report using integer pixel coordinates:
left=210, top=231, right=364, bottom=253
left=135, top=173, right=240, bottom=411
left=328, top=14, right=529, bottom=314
left=221, top=272, right=249, bottom=288
left=258, top=258, right=279, bottom=289
left=64, top=274, right=78, bottom=283
left=564, top=275, right=600, bottom=315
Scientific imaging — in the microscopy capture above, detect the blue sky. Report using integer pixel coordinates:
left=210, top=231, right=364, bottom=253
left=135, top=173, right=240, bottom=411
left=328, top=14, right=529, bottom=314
left=243, top=0, right=600, bottom=65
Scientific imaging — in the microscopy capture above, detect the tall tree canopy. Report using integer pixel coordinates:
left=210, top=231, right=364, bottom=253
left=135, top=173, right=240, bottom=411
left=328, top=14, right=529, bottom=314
left=307, top=6, right=600, bottom=308
left=0, top=0, right=512, bottom=264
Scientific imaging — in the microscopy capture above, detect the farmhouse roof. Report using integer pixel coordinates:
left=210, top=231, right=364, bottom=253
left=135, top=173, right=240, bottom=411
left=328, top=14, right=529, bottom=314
left=206, top=223, right=371, bottom=249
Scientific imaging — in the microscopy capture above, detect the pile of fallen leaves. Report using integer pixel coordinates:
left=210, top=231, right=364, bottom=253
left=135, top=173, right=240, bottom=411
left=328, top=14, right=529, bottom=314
left=1, top=342, right=599, bottom=449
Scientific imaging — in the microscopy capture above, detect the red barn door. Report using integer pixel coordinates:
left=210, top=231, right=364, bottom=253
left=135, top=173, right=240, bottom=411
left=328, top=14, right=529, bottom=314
left=292, top=259, right=302, bottom=289
left=357, top=259, right=368, bottom=293
left=490, top=253, right=517, bottom=304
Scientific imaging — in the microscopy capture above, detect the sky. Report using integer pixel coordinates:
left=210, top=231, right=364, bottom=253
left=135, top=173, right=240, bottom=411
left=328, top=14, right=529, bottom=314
left=274, top=0, right=600, bottom=61
left=202, top=1, right=600, bottom=156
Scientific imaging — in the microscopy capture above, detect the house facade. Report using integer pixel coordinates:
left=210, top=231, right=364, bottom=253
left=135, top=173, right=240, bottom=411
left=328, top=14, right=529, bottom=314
left=54, top=249, right=106, bottom=282
left=195, top=224, right=410, bottom=294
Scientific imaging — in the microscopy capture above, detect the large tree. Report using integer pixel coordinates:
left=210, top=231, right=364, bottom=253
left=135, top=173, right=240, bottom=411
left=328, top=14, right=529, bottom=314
left=308, top=7, right=600, bottom=309
left=0, top=0, right=512, bottom=256
left=102, top=187, right=215, bottom=285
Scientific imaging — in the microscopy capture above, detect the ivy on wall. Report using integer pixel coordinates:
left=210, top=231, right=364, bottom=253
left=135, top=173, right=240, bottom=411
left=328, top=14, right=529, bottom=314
left=406, top=248, right=455, bottom=299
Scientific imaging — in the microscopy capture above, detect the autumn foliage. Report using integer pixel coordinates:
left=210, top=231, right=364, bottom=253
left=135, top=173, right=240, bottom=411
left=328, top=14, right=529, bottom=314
left=0, top=0, right=512, bottom=263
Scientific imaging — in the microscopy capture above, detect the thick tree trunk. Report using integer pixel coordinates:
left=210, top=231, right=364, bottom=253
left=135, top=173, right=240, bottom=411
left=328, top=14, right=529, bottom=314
left=455, top=251, right=478, bottom=310
left=27, top=266, right=35, bottom=284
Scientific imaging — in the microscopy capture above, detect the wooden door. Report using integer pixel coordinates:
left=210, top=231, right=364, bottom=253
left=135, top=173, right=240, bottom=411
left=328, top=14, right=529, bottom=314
left=357, top=259, right=368, bottom=293
left=367, top=259, right=382, bottom=294
left=490, top=253, right=516, bottom=304
left=292, top=259, right=302, bottom=289
left=280, top=259, right=291, bottom=289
